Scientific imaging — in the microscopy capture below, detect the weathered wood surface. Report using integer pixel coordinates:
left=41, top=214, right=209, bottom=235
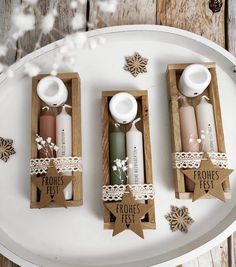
left=183, top=240, right=228, bottom=267
left=88, top=0, right=156, bottom=29
left=0, top=0, right=20, bottom=65
left=227, top=0, right=236, bottom=56
left=156, top=0, right=226, bottom=47
left=0, top=0, right=235, bottom=266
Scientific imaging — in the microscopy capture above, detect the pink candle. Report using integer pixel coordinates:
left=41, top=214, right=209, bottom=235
left=179, top=96, right=199, bottom=191
left=39, top=106, right=56, bottom=158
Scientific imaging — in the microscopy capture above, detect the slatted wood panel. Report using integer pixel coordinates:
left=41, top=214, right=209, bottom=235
left=0, top=0, right=20, bottom=65
left=88, top=0, right=156, bottom=29
left=227, top=0, right=236, bottom=56
left=0, top=0, right=235, bottom=266
left=157, top=0, right=225, bottom=47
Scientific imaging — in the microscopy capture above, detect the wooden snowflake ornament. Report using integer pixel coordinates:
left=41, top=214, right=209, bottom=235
left=0, top=137, right=16, bottom=162
left=124, top=52, right=148, bottom=77
left=165, top=206, right=194, bottom=233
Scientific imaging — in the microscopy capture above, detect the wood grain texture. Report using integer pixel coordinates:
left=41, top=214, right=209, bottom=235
left=0, top=255, right=19, bottom=267
left=183, top=240, right=228, bottom=267
left=88, top=0, right=156, bottom=29
left=228, top=233, right=236, bottom=267
left=17, top=0, right=87, bottom=57
left=227, top=0, right=236, bottom=56
left=0, top=0, right=20, bottom=65
left=157, top=0, right=225, bottom=47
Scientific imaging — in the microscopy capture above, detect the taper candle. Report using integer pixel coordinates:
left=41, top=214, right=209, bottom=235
left=39, top=106, right=56, bottom=158
left=196, top=95, right=218, bottom=152
left=179, top=96, right=199, bottom=191
left=126, top=118, right=144, bottom=185
left=109, top=123, right=127, bottom=185
left=56, top=104, right=73, bottom=200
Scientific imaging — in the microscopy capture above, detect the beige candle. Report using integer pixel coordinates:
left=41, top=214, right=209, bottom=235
left=179, top=96, right=199, bottom=191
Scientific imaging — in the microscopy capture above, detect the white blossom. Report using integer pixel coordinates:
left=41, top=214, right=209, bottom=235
left=12, top=10, right=35, bottom=33
left=37, top=144, right=42, bottom=150
left=73, top=32, right=87, bottom=47
left=36, top=136, right=43, bottom=143
left=70, top=1, right=78, bottom=9
left=122, top=166, right=127, bottom=171
left=89, top=39, right=98, bottom=49
left=71, top=13, right=85, bottom=30
left=112, top=166, right=117, bottom=171
left=51, top=70, right=58, bottom=76
left=79, top=0, right=87, bottom=4
left=6, top=68, right=14, bottom=78
left=98, top=36, right=106, bottom=45
left=0, top=63, right=4, bottom=72
left=23, top=0, right=38, bottom=4
left=41, top=13, right=55, bottom=34
left=0, top=45, right=7, bottom=57
left=54, top=145, right=59, bottom=152
left=24, top=62, right=40, bottom=77
left=98, top=0, right=117, bottom=13
left=46, top=137, right=52, bottom=143
left=197, top=139, right=202, bottom=143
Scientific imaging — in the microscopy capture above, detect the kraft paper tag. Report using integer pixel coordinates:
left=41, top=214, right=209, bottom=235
left=181, top=154, right=233, bottom=201
left=32, top=160, right=72, bottom=208
left=104, top=185, right=152, bottom=238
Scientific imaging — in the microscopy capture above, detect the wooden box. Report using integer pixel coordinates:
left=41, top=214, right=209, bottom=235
left=167, top=62, right=231, bottom=199
left=30, top=73, right=83, bottom=208
left=102, top=90, right=156, bottom=229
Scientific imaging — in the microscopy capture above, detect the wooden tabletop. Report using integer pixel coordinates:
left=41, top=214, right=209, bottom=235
left=0, top=0, right=235, bottom=266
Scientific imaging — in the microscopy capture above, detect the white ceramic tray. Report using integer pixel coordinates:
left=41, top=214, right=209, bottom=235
left=0, top=25, right=235, bottom=267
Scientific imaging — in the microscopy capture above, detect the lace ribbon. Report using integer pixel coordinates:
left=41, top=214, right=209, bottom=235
left=30, top=156, right=83, bottom=175
left=172, top=152, right=228, bottom=169
left=102, top=184, right=155, bottom=201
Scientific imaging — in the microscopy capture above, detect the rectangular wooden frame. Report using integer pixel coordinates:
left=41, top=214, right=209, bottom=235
left=30, top=72, right=83, bottom=208
left=167, top=62, right=231, bottom=199
left=102, top=90, right=156, bottom=229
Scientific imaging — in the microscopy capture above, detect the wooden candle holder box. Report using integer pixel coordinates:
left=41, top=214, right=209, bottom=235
left=102, top=90, right=156, bottom=229
left=30, top=73, right=83, bottom=208
left=166, top=62, right=231, bottom=200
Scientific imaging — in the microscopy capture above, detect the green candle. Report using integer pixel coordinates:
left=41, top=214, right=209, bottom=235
left=109, top=123, right=127, bottom=185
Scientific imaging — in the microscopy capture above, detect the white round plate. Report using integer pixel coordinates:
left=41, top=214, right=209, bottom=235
left=0, top=25, right=236, bottom=267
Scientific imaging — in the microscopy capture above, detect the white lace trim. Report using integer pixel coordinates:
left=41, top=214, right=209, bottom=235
left=102, top=184, right=155, bottom=201
left=30, top=156, right=83, bottom=175
left=172, top=152, right=228, bottom=169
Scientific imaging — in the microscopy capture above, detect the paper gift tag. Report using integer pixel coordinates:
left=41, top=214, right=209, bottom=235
left=181, top=154, right=233, bottom=201
left=32, top=160, right=73, bottom=208
left=104, top=185, right=152, bottom=238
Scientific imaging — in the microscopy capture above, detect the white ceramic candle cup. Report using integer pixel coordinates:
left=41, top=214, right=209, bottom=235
left=178, top=64, right=211, bottom=97
left=109, top=92, right=138, bottom=124
left=37, top=76, right=68, bottom=107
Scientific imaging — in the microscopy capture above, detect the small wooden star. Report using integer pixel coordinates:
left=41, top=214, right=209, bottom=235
left=104, top=186, right=152, bottom=238
left=0, top=137, right=15, bottom=162
left=181, top=154, right=233, bottom=201
left=165, top=206, right=194, bottom=233
left=124, top=52, right=148, bottom=77
left=31, top=160, right=72, bottom=208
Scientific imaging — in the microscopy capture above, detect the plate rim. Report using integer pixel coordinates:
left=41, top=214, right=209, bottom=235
left=0, top=24, right=235, bottom=267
